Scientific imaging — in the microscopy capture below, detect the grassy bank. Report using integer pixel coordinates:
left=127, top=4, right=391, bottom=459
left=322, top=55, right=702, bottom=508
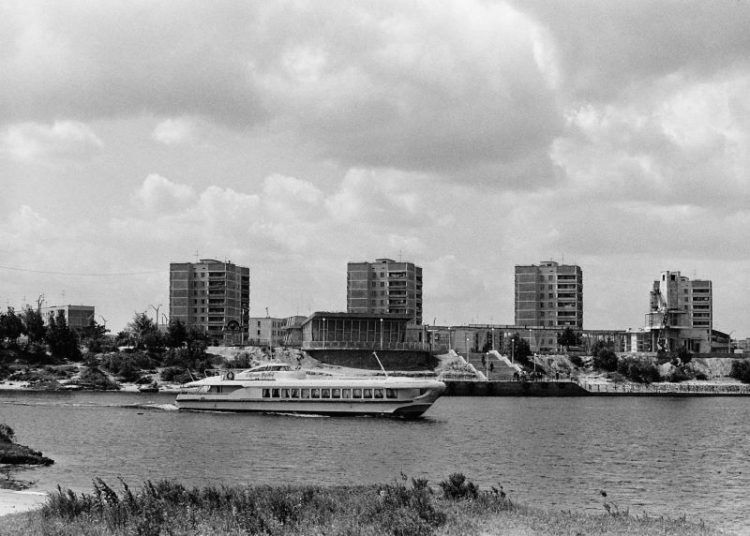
left=0, top=474, right=724, bottom=536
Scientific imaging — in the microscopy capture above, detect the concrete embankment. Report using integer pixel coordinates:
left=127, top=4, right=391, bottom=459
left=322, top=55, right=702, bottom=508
left=443, top=380, right=590, bottom=396
left=443, top=379, right=750, bottom=396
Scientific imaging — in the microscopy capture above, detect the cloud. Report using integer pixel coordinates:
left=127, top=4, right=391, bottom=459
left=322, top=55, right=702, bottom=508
left=262, top=174, right=324, bottom=219
left=0, top=1, right=563, bottom=183
left=2, top=121, right=102, bottom=161
left=151, top=117, right=201, bottom=146
left=132, top=174, right=197, bottom=213
left=551, top=71, right=750, bottom=210
left=514, top=1, right=750, bottom=102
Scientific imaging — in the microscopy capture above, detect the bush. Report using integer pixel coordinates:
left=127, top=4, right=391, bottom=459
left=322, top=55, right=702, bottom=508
left=730, top=359, right=750, bottom=384
left=617, top=356, right=661, bottom=384
left=72, top=367, right=120, bottom=391
left=569, top=355, right=584, bottom=368
left=668, top=368, right=692, bottom=383
left=593, top=349, right=618, bottom=372
left=439, top=473, right=478, bottom=500
left=160, top=366, right=193, bottom=384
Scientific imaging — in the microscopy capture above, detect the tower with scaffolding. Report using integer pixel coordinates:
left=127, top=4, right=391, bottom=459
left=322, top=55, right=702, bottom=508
left=644, top=271, right=713, bottom=353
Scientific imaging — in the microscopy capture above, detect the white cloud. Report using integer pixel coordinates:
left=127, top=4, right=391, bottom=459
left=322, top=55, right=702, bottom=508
left=0, top=1, right=563, bottom=182
left=151, top=117, right=200, bottom=146
left=132, top=174, right=197, bottom=213
left=2, top=121, right=102, bottom=161
left=262, top=174, right=324, bottom=219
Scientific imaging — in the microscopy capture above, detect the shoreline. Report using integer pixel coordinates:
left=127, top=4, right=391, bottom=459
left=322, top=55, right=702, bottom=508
left=0, top=489, right=47, bottom=518
left=0, top=480, right=725, bottom=536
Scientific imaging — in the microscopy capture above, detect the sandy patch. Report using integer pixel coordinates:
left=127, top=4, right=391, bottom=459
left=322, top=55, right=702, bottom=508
left=0, top=489, right=47, bottom=517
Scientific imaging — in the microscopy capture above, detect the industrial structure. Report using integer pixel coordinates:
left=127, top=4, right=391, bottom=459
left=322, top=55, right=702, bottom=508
left=514, top=261, right=583, bottom=330
left=346, top=258, right=423, bottom=325
left=169, top=259, right=250, bottom=344
left=644, top=270, right=714, bottom=353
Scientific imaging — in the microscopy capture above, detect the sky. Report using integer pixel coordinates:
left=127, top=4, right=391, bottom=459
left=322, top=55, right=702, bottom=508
left=2, top=1, right=750, bottom=337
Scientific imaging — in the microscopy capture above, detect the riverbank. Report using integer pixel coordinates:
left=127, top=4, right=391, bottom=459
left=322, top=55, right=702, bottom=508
left=0, top=477, right=726, bottom=536
left=0, top=490, right=46, bottom=517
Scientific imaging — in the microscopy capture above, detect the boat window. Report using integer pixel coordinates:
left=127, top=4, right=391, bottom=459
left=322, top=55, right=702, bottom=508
left=374, top=389, right=384, bottom=399
left=342, top=389, right=351, bottom=398
left=363, top=389, right=372, bottom=398
left=262, top=388, right=270, bottom=398
left=282, top=389, right=290, bottom=398
left=291, top=389, right=300, bottom=399
left=301, top=389, right=310, bottom=399
left=386, top=389, right=397, bottom=399
left=353, top=388, right=362, bottom=398
left=332, top=388, right=340, bottom=399
left=321, top=388, right=330, bottom=398
left=272, top=388, right=280, bottom=398
left=311, top=388, right=320, bottom=398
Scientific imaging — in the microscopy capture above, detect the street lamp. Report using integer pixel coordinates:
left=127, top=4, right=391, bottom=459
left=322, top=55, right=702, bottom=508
left=379, top=318, right=384, bottom=349
left=322, top=317, right=326, bottom=347
left=491, top=327, right=494, bottom=352
left=466, top=336, right=471, bottom=364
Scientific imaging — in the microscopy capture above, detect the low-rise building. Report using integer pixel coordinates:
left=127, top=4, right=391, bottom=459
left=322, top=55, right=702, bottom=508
left=40, top=305, right=95, bottom=331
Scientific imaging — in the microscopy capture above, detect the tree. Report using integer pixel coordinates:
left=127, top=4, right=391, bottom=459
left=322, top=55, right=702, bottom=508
left=80, top=318, right=110, bottom=353
left=21, top=307, right=46, bottom=343
left=557, top=327, right=582, bottom=352
left=45, top=310, right=81, bottom=360
left=166, top=319, right=189, bottom=348
left=508, top=333, right=532, bottom=368
left=127, top=312, right=163, bottom=353
left=0, top=307, right=25, bottom=345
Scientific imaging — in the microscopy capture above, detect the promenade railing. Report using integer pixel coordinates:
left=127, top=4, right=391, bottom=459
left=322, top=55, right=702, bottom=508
left=576, top=381, right=750, bottom=395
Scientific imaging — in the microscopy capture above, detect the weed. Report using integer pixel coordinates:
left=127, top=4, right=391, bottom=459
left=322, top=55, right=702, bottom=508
left=439, top=472, right=478, bottom=500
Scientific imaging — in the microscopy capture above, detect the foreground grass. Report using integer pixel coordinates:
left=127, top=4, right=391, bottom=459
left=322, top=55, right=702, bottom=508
left=0, top=474, right=725, bottom=536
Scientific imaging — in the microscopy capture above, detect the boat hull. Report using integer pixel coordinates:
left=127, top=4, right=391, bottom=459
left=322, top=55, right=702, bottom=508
left=176, top=383, right=444, bottom=418
left=175, top=398, right=436, bottom=418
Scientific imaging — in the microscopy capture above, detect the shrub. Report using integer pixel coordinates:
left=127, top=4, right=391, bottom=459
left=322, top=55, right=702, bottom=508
left=617, top=356, right=661, bottom=384
left=668, top=368, right=692, bottom=383
left=439, top=473, right=478, bottom=500
left=72, top=367, right=120, bottom=391
left=730, top=359, right=750, bottom=384
left=160, top=366, right=193, bottom=384
left=569, top=355, right=584, bottom=368
left=0, top=424, right=15, bottom=443
left=593, top=349, right=618, bottom=372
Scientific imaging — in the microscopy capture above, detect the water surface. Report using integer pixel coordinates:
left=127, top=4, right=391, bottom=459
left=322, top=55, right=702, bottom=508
left=1, top=391, right=747, bottom=533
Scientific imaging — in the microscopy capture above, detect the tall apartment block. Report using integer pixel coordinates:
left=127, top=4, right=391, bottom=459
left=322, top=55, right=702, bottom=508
left=347, top=258, right=423, bottom=325
left=515, top=261, right=583, bottom=329
left=169, top=259, right=250, bottom=343
left=647, top=271, right=712, bottom=330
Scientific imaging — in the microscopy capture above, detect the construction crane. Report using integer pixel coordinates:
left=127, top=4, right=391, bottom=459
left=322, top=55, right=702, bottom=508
left=653, top=288, right=669, bottom=352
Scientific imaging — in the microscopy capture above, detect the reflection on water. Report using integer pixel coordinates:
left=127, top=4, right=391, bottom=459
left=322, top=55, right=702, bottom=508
left=1, top=390, right=748, bottom=533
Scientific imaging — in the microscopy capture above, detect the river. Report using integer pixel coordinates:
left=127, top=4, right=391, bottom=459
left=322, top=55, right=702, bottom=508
left=1, top=390, right=748, bottom=534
